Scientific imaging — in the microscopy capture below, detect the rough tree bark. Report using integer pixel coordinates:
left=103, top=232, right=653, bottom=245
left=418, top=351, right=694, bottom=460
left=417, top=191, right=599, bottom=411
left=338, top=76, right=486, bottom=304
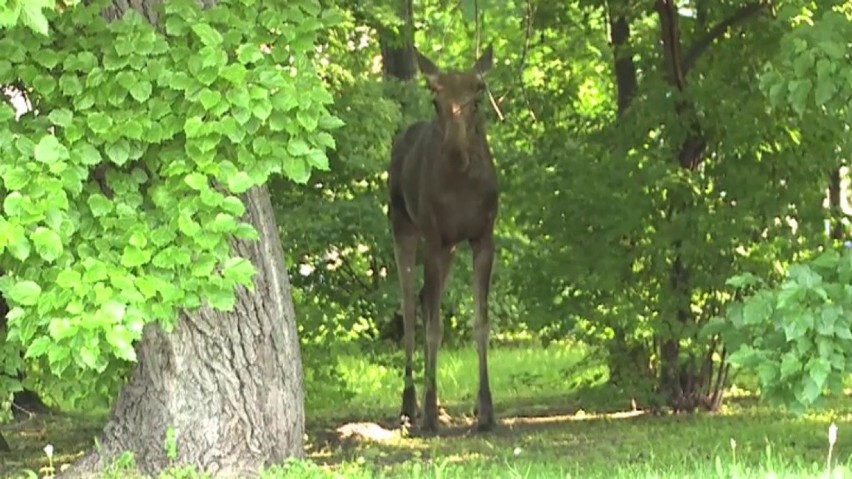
left=57, top=3, right=305, bottom=474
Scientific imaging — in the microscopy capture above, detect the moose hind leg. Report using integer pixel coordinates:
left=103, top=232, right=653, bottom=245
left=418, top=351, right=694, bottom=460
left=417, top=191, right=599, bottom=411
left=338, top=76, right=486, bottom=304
left=471, top=234, right=495, bottom=431
left=392, top=225, right=419, bottom=427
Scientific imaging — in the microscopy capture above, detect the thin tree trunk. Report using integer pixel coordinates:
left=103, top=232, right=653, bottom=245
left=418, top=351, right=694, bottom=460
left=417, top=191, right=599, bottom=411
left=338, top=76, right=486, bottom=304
left=828, top=168, right=844, bottom=240
left=63, top=186, right=305, bottom=478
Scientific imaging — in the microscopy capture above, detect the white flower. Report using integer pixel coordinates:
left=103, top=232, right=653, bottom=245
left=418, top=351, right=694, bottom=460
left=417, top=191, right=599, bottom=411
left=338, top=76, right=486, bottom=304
left=44, top=443, right=54, bottom=459
left=829, top=423, right=838, bottom=447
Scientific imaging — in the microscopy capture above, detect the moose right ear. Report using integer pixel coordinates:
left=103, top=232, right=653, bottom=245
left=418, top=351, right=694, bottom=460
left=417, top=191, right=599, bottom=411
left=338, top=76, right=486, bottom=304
left=415, top=49, right=440, bottom=76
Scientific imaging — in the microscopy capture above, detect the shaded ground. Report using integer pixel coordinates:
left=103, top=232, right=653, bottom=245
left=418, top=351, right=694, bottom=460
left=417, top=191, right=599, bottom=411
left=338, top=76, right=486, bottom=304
left=4, top=392, right=852, bottom=479
left=3, top=343, right=852, bottom=478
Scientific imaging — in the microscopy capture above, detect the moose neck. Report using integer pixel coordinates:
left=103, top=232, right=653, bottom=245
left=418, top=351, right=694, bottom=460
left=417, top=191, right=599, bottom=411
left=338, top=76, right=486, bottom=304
left=435, top=116, right=487, bottom=172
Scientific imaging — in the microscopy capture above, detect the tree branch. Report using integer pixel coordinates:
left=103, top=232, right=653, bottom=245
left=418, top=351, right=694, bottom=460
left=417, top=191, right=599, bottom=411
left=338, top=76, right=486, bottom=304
left=682, top=1, right=769, bottom=76
left=656, top=0, right=685, bottom=90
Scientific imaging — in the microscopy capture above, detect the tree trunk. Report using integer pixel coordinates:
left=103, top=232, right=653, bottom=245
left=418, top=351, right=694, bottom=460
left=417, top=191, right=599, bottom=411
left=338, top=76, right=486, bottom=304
left=62, top=185, right=305, bottom=478
left=379, top=0, right=416, bottom=82
left=828, top=168, right=844, bottom=240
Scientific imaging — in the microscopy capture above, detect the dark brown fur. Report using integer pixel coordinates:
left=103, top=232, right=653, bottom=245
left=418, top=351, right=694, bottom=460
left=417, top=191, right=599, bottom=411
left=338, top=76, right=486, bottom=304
left=388, top=45, right=498, bottom=433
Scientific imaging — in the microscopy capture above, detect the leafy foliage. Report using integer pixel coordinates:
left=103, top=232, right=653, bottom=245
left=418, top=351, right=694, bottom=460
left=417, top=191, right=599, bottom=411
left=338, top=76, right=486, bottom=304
left=707, top=4, right=852, bottom=413
left=0, top=0, right=341, bottom=409
left=706, top=250, right=852, bottom=414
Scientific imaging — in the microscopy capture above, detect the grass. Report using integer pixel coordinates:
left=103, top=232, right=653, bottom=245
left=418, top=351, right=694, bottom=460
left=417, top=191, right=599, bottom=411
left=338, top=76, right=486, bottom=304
left=3, top=341, right=852, bottom=478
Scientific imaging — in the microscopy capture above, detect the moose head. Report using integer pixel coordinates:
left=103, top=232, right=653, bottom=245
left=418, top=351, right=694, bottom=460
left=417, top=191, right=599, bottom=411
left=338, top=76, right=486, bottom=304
left=415, top=45, right=493, bottom=168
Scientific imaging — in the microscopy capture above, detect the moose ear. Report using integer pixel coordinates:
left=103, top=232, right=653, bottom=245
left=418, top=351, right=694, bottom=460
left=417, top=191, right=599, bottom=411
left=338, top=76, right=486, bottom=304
left=415, top=49, right=442, bottom=92
left=415, top=49, right=440, bottom=77
left=473, top=44, right=493, bottom=76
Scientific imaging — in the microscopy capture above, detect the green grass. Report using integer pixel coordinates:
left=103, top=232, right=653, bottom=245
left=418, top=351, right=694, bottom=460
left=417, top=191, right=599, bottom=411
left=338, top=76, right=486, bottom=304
left=4, top=341, right=852, bottom=478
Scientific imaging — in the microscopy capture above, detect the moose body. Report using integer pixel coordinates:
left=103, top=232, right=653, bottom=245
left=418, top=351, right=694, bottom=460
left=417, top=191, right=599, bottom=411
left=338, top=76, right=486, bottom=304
left=387, top=45, right=498, bottom=433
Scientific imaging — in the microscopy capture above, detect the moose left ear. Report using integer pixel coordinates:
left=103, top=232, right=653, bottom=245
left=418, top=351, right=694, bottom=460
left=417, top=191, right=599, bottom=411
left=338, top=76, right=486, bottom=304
left=473, top=44, right=493, bottom=76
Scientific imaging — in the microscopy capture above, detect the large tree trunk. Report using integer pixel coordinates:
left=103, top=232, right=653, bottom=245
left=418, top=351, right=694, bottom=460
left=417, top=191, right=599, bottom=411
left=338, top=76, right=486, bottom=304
left=63, top=186, right=305, bottom=478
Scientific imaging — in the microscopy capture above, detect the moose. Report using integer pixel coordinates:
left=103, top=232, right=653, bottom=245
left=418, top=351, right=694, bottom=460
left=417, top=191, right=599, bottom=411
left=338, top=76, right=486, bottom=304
left=387, top=44, right=498, bottom=433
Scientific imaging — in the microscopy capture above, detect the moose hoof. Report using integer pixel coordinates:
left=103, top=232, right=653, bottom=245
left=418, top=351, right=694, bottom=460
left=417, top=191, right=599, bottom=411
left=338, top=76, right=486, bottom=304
left=401, top=387, right=418, bottom=424
left=475, top=417, right=495, bottom=433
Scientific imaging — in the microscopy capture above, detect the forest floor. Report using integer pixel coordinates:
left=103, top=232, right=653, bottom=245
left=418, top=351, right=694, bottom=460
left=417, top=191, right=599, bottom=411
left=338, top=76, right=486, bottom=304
left=2, top=341, right=852, bottom=478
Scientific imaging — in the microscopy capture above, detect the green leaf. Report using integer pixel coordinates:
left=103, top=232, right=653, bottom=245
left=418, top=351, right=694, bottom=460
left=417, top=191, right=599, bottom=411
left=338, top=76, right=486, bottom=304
left=7, top=224, right=31, bottom=260
left=7, top=280, right=42, bottom=306
left=2, top=167, right=30, bottom=191
left=106, top=325, right=137, bottom=362
left=121, top=245, right=152, bottom=268
left=222, top=257, right=255, bottom=286
left=210, top=213, right=237, bottom=233
left=819, top=41, right=846, bottom=60
left=227, top=171, right=254, bottom=193
left=48, top=109, right=73, bottom=127
left=87, top=193, right=113, bottom=217
left=34, top=135, right=69, bottom=164
left=78, top=342, right=101, bottom=370
left=286, top=138, right=311, bottom=156
left=191, top=254, right=217, bottom=277
left=788, top=79, right=812, bottom=116
left=178, top=215, right=201, bottom=237
left=306, top=149, right=329, bottom=170
left=198, top=88, right=222, bottom=110
left=296, top=109, right=319, bottom=131
left=25, top=337, right=52, bottom=359
left=129, top=80, right=153, bottom=102
left=206, top=284, right=236, bottom=311
left=0, top=103, right=14, bottom=122
left=779, top=352, right=802, bottom=379
left=184, top=172, right=209, bottom=191
left=74, top=141, right=103, bottom=166
left=20, top=0, right=51, bottom=36
left=221, top=63, right=247, bottom=84
left=48, top=317, right=75, bottom=340
left=236, top=44, right=263, bottom=64
left=105, top=139, right=131, bottom=166
left=87, top=112, right=114, bottom=135
left=184, top=116, right=205, bottom=138
left=82, top=258, right=109, bottom=283
left=283, top=157, right=310, bottom=184
left=31, top=227, right=63, bottom=262
left=221, top=196, right=245, bottom=216
left=191, top=23, right=223, bottom=46
left=56, top=269, right=82, bottom=289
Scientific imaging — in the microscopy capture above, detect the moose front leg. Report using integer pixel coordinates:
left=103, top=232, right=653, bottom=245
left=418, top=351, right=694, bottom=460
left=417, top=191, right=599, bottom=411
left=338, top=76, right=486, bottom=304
left=392, top=226, right=419, bottom=427
left=471, top=233, right=495, bottom=431
left=422, top=244, right=455, bottom=432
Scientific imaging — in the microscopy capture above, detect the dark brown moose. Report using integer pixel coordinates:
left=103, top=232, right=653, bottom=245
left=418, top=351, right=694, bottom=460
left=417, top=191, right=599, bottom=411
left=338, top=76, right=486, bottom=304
left=387, top=45, right=498, bottom=433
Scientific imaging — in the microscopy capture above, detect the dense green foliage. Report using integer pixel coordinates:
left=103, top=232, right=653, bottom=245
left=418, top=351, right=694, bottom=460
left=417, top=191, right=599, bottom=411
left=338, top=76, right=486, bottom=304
left=0, top=0, right=341, bottom=412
